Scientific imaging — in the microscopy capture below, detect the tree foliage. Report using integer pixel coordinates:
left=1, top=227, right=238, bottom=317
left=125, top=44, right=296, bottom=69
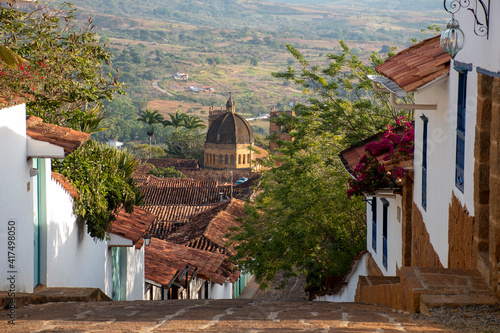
left=52, top=140, right=142, bottom=240
left=147, top=166, right=186, bottom=178
left=137, top=108, right=164, bottom=145
left=0, top=2, right=124, bottom=128
left=230, top=42, right=409, bottom=289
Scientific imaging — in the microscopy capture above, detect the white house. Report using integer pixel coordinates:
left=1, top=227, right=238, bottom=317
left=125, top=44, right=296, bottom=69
left=333, top=3, right=500, bottom=310
left=0, top=100, right=155, bottom=300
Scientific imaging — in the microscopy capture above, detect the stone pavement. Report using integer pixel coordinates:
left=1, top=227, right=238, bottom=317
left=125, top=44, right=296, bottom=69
left=2, top=299, right=457, bottom=332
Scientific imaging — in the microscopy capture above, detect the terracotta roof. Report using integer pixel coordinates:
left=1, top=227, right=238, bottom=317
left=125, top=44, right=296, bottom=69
left=148, top=220, right=186, bottom=238
left=142, top=176, right=218, bottom=188
left=51, top=172, right=78, bottom=199
left=166, top=199, right=246, bottom=255
left=375, top=35, right=450, bottom=93
left=138, top=185, right=245, bottom=206
left=26, top=116, right=90, bottom=155
left=338, top=131, right=387, bottom=177
left=108, top=207, right=156, bottom=249
left=0, top=95, right=26, bottom=109
left=144, top=204, right=216, bottom=223
left=339, top=127, right=412, bottom=178
left=145, top=238, right=239, bottom=286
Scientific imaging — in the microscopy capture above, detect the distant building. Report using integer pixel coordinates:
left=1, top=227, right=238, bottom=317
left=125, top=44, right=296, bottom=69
left=173, top=72, right=189, bottom=80
left=204, top=95, right=258, bottom=170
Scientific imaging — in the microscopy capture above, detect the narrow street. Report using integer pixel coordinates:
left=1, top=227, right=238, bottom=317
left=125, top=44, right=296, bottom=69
left=2, top=298, right=454, bottom=332
left=1, top=276, right=457, bottom=333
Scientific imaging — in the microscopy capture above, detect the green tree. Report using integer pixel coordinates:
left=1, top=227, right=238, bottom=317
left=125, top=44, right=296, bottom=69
left=0, top=3, right=124, bottom=128
left=147, top=166, right=186, bottom=178
left=163, top=110, right=187, bottom=130
left=230, top=42, right=408, bottom=290
left=52, top=140, right=142, bottom=240
left=183, top=115, right=206, bottom=131
left=137, top=108, right=164, bottom=145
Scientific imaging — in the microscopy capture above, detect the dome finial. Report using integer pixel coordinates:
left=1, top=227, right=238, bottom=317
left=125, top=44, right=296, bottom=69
left=226, top=92, right=235, bottom=113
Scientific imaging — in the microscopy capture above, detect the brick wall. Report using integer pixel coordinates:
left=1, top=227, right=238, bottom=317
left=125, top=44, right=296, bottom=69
left=411, top=203, right=443, bottom=268
left=448, top=194, right=476, bottom=269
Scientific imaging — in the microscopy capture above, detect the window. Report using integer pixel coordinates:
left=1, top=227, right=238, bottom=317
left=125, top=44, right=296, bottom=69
left=371, top=197, right=377, bottom=252
left=238, top=155, right=241, bottom=164
left=455, top=71, right=467, bottom=192
left=421, top=115, right=428, bottom=210
left=225, top=154, right=228, bottom=164
left=243, top=154, right=246, bottom=164
left=381, top=198, right=389, bottom=270
left=219, top=154, right=223, bottom=164
left=230, top=155, right=234, bottom=165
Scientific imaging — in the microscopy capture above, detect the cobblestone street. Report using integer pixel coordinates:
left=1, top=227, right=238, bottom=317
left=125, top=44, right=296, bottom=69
left=2, top=299, right=458, bottom=332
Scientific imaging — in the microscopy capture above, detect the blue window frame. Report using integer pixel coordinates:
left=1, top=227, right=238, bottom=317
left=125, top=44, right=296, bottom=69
left=455, top=71, right=467, bottom=192
left=381, top=199, right=389, bottom=270
left=421, top=115, right=428, bottom=210
left=371, top=197, right=377, bottom=252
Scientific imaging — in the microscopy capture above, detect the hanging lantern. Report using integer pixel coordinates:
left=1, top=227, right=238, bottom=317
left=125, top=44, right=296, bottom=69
left=440, top=18, right=465, bottom=59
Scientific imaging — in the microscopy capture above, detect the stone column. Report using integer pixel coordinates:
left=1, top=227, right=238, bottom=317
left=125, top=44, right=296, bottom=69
left=488, top=76, right=500, bottom=296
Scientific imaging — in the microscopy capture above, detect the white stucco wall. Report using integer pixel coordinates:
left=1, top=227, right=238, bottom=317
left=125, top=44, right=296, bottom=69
left=46, top=175, right=145, bottom=300
left=313, top=252, right=368, bottom=303
left=452, top=2, right=500, bottom=73
left=413, top=78, right=454, bottom=267
left=45, top=176, right=108, bottom=291
left=210, top=281, right=233, bottom=299
left=125, top=246, right=145, bottom=300
left=366, top=195, right=402, bottom=276
left=413, top=71, right=476, bottom=268
left=0, top=104, right=35, bottom=293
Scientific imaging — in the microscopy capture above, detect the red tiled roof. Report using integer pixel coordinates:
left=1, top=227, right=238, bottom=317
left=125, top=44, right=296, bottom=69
left=0, top=95, right=26, bottom=109
left=145, top=238, right=239, bottom=286
left=144, top=204, right=216, bottom=223
left=108, top=207, right=156, bottom=249
left=375, top=35, right=450, bottom=93
left=167, top=199, right=246, bottom=255
left=142, top=176, right=218, bottom=188
left=26, top=116, right=90, bottom=155
left=138, top=186, right=246, bottom=206
left=339, top=127, right=412, bottom=178
left=338, top=132, right=387, bottom=177
left=51, top=172, right=78, bottom=199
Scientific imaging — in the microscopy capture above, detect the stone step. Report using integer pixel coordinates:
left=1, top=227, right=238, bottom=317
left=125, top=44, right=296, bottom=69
left=419, top=293, right=499, bottom=317
left=400, top=267, right=498, bottom=313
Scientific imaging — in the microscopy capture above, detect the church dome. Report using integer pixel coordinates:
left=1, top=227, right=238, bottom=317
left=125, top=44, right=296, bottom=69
left=206, top=112, right=254, bottom=145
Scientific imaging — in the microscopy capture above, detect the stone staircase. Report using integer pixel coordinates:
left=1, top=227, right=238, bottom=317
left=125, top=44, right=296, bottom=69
left=356, top=267, right=498, bottom=315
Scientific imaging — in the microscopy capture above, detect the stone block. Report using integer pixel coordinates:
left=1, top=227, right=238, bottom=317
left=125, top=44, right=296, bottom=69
left=475, top=97, right=492, bottom=132
left=478, top=73, right=493, bottom=98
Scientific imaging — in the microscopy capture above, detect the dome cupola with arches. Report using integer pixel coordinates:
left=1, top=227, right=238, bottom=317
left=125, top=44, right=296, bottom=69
left=204, top=94, right=255, bottom=169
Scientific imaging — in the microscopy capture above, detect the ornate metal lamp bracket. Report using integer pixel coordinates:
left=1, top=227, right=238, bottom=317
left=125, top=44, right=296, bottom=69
left=443, top=0, right=490, bottom=38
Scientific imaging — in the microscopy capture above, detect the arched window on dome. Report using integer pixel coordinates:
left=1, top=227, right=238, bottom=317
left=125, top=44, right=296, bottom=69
left=219, top=154, right=223, bottom=165
left=230, top=155, right=234, bottom=165
left=238, top=155, right=241, bottom=164
left=225, top=154, right=228, bottom=164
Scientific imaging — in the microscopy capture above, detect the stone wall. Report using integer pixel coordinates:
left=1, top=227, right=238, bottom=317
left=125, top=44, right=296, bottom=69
left=411, top=203, right=443, bottom=268
left=448, top=194, right=476, bottom=269
left=474, top=73, right=500, bottom=297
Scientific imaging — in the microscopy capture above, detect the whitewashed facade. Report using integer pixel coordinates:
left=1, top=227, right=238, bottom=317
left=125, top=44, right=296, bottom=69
left=0, top=103, right=145, bottom=300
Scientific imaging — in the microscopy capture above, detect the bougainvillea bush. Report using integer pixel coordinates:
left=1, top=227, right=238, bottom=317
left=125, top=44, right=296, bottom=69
left=347, top=118, right=414, bottom=198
